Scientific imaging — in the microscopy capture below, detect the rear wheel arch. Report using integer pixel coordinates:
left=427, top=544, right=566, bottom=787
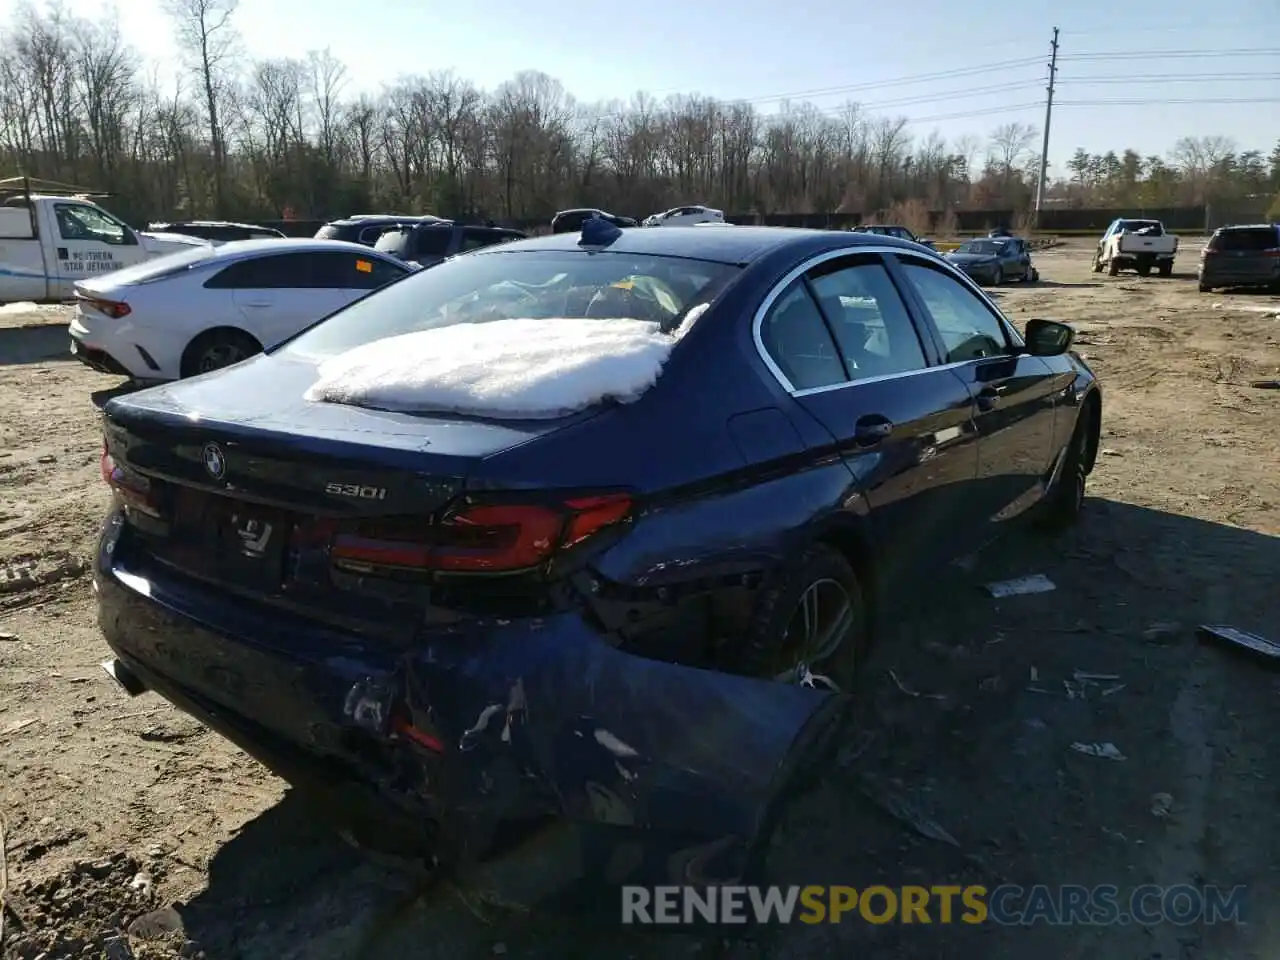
left=180, top=326, right=264, bottom=378
left=1079, top=388, right=1102, bottom=474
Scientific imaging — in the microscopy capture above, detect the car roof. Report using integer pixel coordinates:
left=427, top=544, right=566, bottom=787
left=165, top=220, right=277, bottom=230
left=1216, top=223, right=1277, bottom=231
left=327, top=215, right=448, bottom=227
left=473, top=225, right=932, bottom=266
left=203, top=237, right=401, bottom=260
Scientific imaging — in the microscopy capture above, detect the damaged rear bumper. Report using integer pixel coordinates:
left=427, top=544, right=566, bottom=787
left=95, top=513, right=846, bottom=901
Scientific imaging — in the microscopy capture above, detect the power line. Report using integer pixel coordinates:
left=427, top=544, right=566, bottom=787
left=888, top=103, right=1044, bottom=126
left=852, top=81, right=1041, bottom=110
left=583, top=46, right=1280, bottom=127
left=1057, top=72, right=1280, bottom=83
left=1061, top=46, right=1280, bottom=61
left=1058, top=96, right=1280, bottom=106
left=583, top=56, right=1047, bottom=122
left=1059, top=21, right=1275, bottom=37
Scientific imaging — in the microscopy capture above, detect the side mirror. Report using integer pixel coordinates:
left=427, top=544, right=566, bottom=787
left=1023, top=318, right=1074, bottom=357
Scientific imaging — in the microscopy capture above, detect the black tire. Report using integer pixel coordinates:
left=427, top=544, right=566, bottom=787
left=991, top=265, right=1003, bottom=286
left=1041, top=414, right=1089, bottom=531
left=1091, top=253, right=1103, bottom=273
left=1107, top=259, right=1120, bottom=276
left=1198, top=281, right=1211, bottom=293
left=738, top=544, right=867, bottom=694
left=1158, top=262, right=1173, bottom=278
left=180, top=328, right=263, bottom=378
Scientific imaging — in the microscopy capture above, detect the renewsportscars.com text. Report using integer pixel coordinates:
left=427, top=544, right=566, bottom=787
left=621, top=884, right=1247, bottom=926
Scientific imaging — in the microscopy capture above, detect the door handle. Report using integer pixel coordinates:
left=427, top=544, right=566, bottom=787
left=243, top=300, right=272, bottom=308
left=975, top=385, right=1002, bottom=412
left=853, top=415, right=893, bottom=446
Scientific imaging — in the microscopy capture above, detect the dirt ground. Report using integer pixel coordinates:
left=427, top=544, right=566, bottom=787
left=1, top=240, right=1278, bottom=960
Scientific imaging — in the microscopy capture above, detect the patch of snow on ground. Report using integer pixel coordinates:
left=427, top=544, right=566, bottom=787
left=305, top=316, right=686, bottom=419
left=0, top=301, right=55, bottom=315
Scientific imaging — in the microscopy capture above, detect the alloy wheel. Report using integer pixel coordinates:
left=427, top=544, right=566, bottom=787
left=773, top=578, right=854, bottom=692
left=198, top=342, right=250, bottom=373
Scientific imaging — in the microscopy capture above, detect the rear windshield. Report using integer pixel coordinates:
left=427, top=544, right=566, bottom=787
left=92, top=245, right=217, bottom=284
left=373, top=228, right=412, bottom=258
left=955, top=240, right=1005, bottom=255
left=280, top=250, right=742, bottom=358
left=1117, top=220, right=1163, bottom=235
left=1210, top=227, right=1279, bottom=252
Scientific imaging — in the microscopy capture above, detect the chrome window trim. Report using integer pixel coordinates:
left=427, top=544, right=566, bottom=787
left=751, top=243, right=1026, bottom=397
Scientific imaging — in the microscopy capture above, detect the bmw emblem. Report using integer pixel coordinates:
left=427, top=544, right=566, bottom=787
left=202, top=443, right=227, bottom=480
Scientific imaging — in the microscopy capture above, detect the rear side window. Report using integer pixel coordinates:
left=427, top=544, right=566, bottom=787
left=1211, top=227, right=1279, bottom=252
left=460, top=228, right=513, bottom=252
left=808, top=259, right=928, bottom=380
left=411, top=228, right=454, bottom=257
left=205, top=253, right=321, bottom=289
left=759, top=280, right=847, bottom=391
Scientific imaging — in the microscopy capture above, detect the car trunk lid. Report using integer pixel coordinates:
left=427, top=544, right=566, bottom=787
left=103, top=353, right=606, bottom=639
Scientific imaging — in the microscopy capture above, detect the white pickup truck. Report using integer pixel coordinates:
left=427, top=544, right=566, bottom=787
left=0, top=177, right=208, bottom=304
left=1092, top=217, right=1178, bottom=277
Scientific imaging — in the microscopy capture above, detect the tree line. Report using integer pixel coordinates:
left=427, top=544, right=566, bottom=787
left=1, top=0, right=1277, bottom=228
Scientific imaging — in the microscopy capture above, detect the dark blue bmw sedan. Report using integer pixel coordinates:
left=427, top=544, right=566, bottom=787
left=95, top=220, right=1101, bottom=895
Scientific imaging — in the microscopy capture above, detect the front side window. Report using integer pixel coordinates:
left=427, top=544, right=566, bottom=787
left=337, top=253, right=409, bottom=290
left=279, top=250, right=741, bottom=358
left=807, top=259, right=928, bottom=380
left=55, top=203, right=136, bottom=246
left=898, top=261, right=1012, bottom=364
left=758, top=280, right=847, bottom=391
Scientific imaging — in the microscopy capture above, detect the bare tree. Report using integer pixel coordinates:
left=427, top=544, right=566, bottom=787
left=164, top=0, right=239, bottom=215
left=0, top=3, right=1265, bottom=227
left=307, top=48, right=346, bottom=166
left=988, top=122, right=1038, bottom=180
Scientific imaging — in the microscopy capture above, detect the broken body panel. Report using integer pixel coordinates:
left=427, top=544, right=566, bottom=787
left=98, top=510, right=844, bottom=896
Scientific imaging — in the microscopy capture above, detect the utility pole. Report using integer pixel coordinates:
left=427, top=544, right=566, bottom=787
left=1033, top=27, right=1060, bottom=228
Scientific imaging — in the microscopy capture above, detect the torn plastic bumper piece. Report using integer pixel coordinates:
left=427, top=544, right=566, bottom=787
left=395, top=614, right=847, bottom=903
left=97, top=547, right=844, bottom=906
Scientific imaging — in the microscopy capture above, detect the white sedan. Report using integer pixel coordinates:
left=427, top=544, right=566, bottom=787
left=68, top=238, right=412, bottom=382
left=643, top=205, right=725, bottom=227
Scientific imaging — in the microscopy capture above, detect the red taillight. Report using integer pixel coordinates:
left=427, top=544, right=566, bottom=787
left=328, top=494, right=632, bottom=576
left=100, top=441, right=114, bottom=484
left=390, top=710, right=445, bottom=753
left=1264, top=248, right=1280, bottom=258
left=101, top=441, right=161, bottom=518
left=79, top=295, right=131, bottom=319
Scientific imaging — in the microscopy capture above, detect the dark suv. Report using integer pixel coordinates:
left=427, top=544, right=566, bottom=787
left=147, top=220, right=286, bottom=242
left=851, top=224, right=936, bottom=249
left=1199, top=224, right=1280, bottom=293
left=373, top=222, right=526, bottom=267
left=315, top=215, right=449, bottom=247
left=550, top=208, right=638, bottom=234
